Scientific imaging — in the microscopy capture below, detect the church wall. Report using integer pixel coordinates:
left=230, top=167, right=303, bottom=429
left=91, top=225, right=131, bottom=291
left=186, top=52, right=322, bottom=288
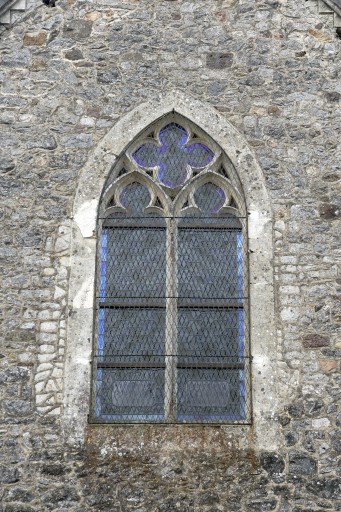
left=0, top=0, right=340, bottom=510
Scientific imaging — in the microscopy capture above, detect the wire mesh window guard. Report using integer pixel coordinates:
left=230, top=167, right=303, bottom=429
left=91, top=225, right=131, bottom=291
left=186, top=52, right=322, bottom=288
left=90, top=120, right=251, bottom=424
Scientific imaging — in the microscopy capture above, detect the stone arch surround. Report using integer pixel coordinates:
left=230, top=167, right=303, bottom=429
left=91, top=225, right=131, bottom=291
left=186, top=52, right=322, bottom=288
left=62, top=90, right=279, bottom=449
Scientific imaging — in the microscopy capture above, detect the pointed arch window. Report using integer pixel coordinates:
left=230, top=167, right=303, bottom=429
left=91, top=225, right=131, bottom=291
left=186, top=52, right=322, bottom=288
left=90, top=118, right=251, bottom=424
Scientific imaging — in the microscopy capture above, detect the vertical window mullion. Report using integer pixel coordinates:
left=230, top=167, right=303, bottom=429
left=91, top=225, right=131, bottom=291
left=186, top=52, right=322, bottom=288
left=164, top=217, right=178, bottom=422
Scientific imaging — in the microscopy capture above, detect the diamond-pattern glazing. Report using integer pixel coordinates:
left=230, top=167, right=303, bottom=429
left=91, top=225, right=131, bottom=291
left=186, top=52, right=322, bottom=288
left=91, top=121, right=250, bottom=424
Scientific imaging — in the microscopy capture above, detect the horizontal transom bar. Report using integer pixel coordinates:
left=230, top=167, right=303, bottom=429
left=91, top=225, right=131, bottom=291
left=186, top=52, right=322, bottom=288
left=96, top=361, right=246, bottom=369
left=97, top=301, right=246, bottom=309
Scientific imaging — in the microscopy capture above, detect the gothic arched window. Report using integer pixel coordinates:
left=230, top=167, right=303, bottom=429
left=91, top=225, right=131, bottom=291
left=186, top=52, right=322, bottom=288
left=90, top=117, right=251, bottom=423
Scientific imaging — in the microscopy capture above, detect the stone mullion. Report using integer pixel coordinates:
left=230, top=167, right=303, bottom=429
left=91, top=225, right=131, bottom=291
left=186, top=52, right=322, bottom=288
left=164, top=217, right=178, bottom=423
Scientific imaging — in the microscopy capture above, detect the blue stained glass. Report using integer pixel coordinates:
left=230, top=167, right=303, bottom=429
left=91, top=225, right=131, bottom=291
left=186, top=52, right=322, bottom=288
left=194, top=183, right=226, bottom=214
left=99, top=230, right=108, bottom=301
left=237, top=231, right=244, bottom=304
left=119, top=182, right=151, bottom=215
left=98, top=308, right=105, bottom=356
left=132, top=123, right=214, bottom=188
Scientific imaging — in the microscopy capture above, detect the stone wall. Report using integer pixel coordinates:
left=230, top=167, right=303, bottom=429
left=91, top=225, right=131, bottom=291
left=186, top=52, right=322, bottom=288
left=0, top=0, right=340, bottom=510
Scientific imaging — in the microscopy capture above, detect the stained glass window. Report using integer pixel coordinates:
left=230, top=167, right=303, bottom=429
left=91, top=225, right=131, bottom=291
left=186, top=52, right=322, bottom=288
left=91, top=119, right=250, bottom=423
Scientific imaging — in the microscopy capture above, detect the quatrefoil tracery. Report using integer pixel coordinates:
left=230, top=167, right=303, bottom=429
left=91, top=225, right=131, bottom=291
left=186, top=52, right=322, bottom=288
left=131, top=123, right=215, bottom=190
left=103, top=120, right=245, bottom=218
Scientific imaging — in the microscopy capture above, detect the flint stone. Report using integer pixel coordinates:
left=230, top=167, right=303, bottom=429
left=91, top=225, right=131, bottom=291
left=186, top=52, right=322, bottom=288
left=4, top=399, right=33, bottom=416
left=287, top=403, right=304, bottom=418
left=42, top=486, right=80, bottom=508
left=43, top=204, right=66, bottom=218
left=331, top=431, right=341, bottom=453
left=1, top=51, right=29, bottom=68
left=97, top=69, right=120, bottom=83
left=305, top=399, right=324, bottom=416
left=260, top=453, right=285, bottom=476
left=0, top=466, right=20, bottom=484
left=0, top=367, right=30, bottom=383
left=41, top=464, right=66, bottom=476
left=18, top=231, right=42, bottom=248
left=63, top=21, right=93, bottom=40
left=302, top=334, right=330, bottom=348
left=322, top=173, right=340, bottom=182
left=288, top=453, right=317, bottom=475
left=27, top=136, right=57, bottom=150
left=306, top=477, right=341, bottom=499
left=4, top=487, right=34, bottom=502
left=321, top=348, right=341, bottom=357
left=0, top=97, right=27, bottom=107
left=0, top=158, right=15, bottom=171
left=64, top=48, right=84, bottom=60
left=285, top=432, right=299, bottom=446
left=3, top=505, right=36, bottom=512
left=198, top=492, right=220, bottom=505
left=206, top=52, right=233, bottom=69
left=246, top=499, right=277, bottom=511
left=319, top=203, right=340, bottom=220
left=291, top=205, right=318, bottom=220
left=60, top=134, right=93, bottom=148
left=324, top=91, right=340, bottom=102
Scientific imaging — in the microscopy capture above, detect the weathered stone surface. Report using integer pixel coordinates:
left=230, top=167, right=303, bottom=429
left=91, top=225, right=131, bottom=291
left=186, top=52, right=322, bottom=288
left=306, top=478, right=341, bottom=499
left=206, top=52, right=233, bottom=69
left=42, top=486, right=80, bottom=508
left=302, top=334, right=330, bottom=348
left=97, top=69, right=120, bottom=83
left=3, top=487, right=34, bottom=502
left=0, top=466, right=20, bottom=484
left=246, top=499, right=278, bottom=511
left=288, top=454, right=317, bottom=475
left=319, top=203, right=340, bottom=220
left=0, top=158, right=15, bottom=171
left=0, top=367, right=30, bottom=383
left=4, top=399, right=32, bottom=416
left=3, top=505, right=37, bottom=512
left=64, top=48, right=84, bottom=60
left=260, top=453, right=285, bottom=476
left=319, top=359, right=338, bottom=373
left=63, top=20, right=93, bottom=40
left=0, top=0, right=339, bottom=509
left=23, top=31, right=47, bottom=46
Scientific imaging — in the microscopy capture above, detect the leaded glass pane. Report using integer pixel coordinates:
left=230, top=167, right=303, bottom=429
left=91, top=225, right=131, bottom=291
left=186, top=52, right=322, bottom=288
left=100, top=227, right=166, bottom=300
left=178, top=227, right=243, bottom=303
left=119, top=182, right=151, bottom=215
left=178, top=309, right=244, bottom=362
left=177, top=368, right=246, bottom=421
left=96, top=368, right=165, bottom=420
left=194, top=182, right=226, bottom=214
left=98, top=308, right=165, bottom=360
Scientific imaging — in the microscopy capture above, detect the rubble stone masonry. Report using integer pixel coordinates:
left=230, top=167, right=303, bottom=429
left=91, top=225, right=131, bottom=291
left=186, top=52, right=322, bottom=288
left=0, top=0, right=340, bottom=510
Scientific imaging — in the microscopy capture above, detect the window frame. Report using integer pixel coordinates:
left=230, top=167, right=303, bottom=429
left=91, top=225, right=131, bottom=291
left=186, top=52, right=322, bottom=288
left=62, top=94, right=278, bottom=447
left=90, top=120, right=251, bottom=425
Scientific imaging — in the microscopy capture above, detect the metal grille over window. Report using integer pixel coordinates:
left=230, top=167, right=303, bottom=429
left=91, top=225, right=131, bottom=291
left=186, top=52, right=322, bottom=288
left=90, top=118, right=251, bottom=424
